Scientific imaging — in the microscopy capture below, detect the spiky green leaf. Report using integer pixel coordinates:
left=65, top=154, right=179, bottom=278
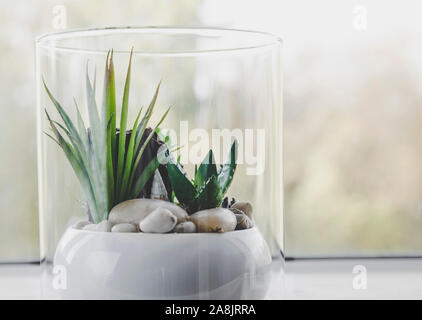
left=100, top=51, right=116, bottom=214
left=193, top=175, right=223, bottom=212
left=128, top=106, right=170, bottom=190
left=217, top=139, right=238, bottom=195
left=194, top=150, right=217, bottom=190
left=130, top=146, right=169, bottom=199
left=116, top=48, right=133, bottom=196
left=167, top=162, right=197, bottom=210
left=45, top=110, right=100, bottom=222
left=86, top=68, right=108, bottom=219
left=119, top=106, right=142, bottom=200
left=134, top=82, right=161, bottom=148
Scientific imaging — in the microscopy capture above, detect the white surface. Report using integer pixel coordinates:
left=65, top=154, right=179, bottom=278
left=0, top=264, right=41, bottom=299
left=267, top=258, right=422, bottom=299
left=1, top=258, right=422, bottom=299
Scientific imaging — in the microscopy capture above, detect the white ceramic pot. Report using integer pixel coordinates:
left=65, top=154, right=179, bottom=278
left=54, top=226, right=272, bottom=299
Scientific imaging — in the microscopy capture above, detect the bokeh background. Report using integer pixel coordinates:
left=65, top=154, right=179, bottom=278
left=1, top=0, right=422, bottom=261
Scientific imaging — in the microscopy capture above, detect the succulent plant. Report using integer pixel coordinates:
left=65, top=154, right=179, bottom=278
left=166, top=140, right=238, bottom=214
left=43, top=49, right=170, bottom=223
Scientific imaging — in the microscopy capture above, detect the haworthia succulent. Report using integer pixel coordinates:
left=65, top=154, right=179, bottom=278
left=194, top=150, right=217, bottom=190
left=167, top=162, right=197, bottom=211
left=192, top=175, right=223, bottom=212
left=166, top=139, right=238, bottom=214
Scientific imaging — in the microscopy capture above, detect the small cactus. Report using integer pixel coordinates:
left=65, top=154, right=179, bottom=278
left=166, top=140, right=238, bottom=214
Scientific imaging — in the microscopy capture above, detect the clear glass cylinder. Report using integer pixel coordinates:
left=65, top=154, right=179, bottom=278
left=36, top=27, right=283, bottom=299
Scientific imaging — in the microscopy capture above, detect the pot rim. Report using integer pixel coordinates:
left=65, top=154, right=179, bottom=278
left=71, top=224, right=257, bottom=237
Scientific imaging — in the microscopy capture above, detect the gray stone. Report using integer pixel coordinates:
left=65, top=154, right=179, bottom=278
left=139, top=207, right=177, bottom=233
left=190, top=208, right=236, bottom=233
left=111, top=223, right=138, bottom=233
left=231, top=201, right=253, bottom=218
left=174, top=221, right=197, bottom=233
left=96, top=220, right=113, bottom=232
left=109, top=199, right=188, bottom=225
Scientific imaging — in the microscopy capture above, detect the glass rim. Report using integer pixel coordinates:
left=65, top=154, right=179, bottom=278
left=35, top=26, right=282, bottom=56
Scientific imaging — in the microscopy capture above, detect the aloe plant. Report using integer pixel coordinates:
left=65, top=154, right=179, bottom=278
left=166, top=140, right=238, bottom=214
left=44, top=49, right=170, bottom=223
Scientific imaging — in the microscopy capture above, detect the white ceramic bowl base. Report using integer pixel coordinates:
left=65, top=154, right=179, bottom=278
left=54, top=226, right=272, bottom=299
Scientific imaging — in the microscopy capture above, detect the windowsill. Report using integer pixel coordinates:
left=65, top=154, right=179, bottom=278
left=0, top=264, right=42, bottom=299
left=1, top=258, right=422, bottom=299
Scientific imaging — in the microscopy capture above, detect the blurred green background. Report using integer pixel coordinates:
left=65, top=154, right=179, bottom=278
left=1, top=0, right=422, bottom=260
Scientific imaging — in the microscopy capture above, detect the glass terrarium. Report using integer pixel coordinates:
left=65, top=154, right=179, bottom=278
left=36, top=27, right=283, bottom=299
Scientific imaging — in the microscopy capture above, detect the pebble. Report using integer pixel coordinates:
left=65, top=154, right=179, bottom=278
left=73, top=220, right=90, bottom=229
left=82, top=221, right=112, bottom=232
left=234, top=213, right=254, bottom=230
left=82, top=223, right=97, bottom=231
left=111, top=223, right=138, bottom=233
left=174, top=221, right=197, bottom=233
left=139, top=207, right=177, bottom=233
left=189, top=208, right=237, bottom=233
left=96, top=220, right=113, bottom=232
left=231, top=201, right=253, bottom=218
left=109, top=199, right=188, bottom=225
